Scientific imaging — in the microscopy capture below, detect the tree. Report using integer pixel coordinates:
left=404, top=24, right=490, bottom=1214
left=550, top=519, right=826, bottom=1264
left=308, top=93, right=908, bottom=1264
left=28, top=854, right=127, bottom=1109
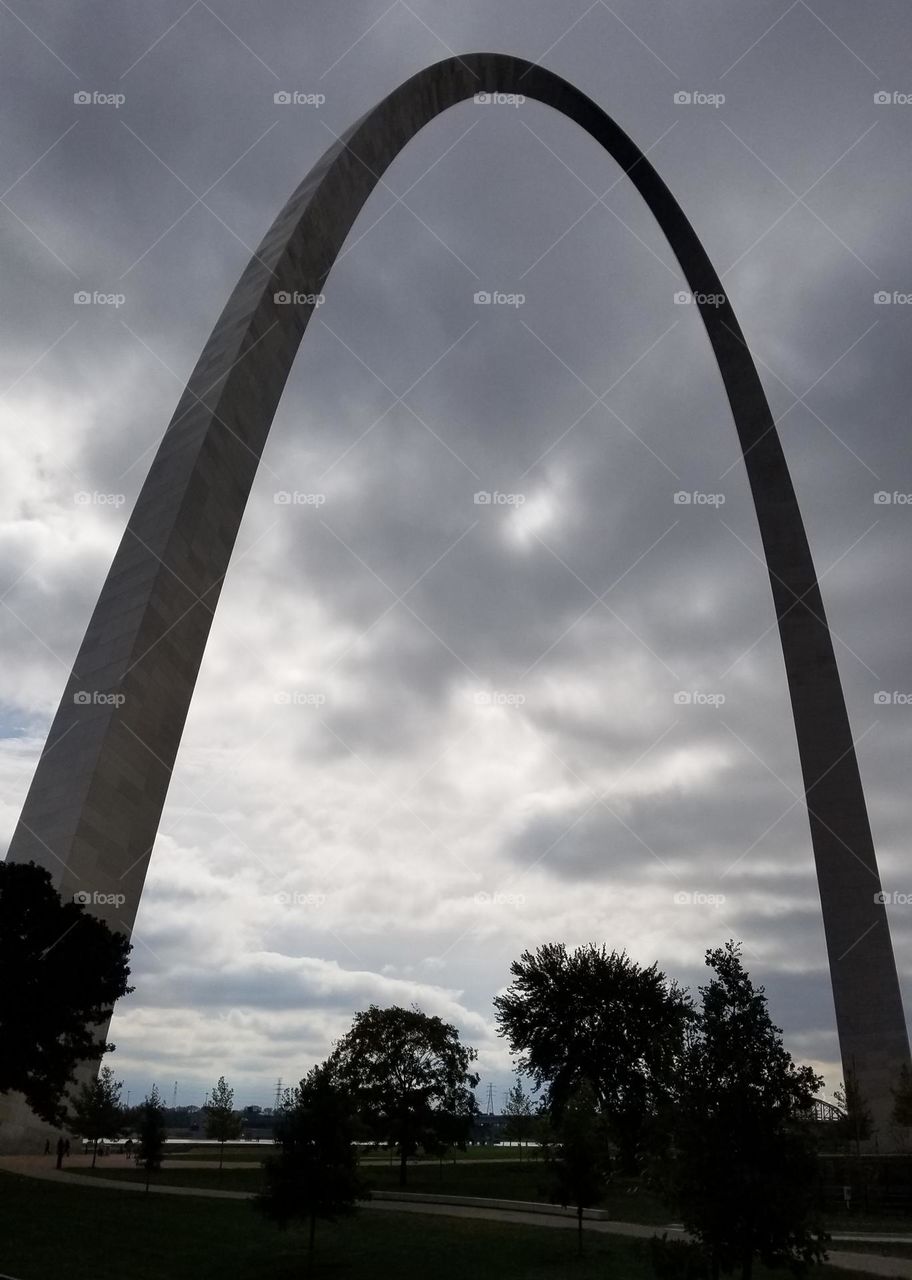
left=135, top=1085, right=167, bottom=1192
left=835, top=1069, right=873, bottom=1156
left=659, top=942, right=827, bottom=1280
left=0, top=861, right=132, bottom=1126
left=494, top=942, right=691, bottom=1171
left=892, top=1063, right=912, bottom=1144
left=258, top=1064, right=366, bottom=1273
left=503, top=1077, right=535, bottom=1159
left=68, top=1065, right=124, bottom=1167
left=329, top=1004, right=479, bottom=1187
left=547, top=1081, right=610, bottom=1255
left=205, top=1076, right=243, bottom=1169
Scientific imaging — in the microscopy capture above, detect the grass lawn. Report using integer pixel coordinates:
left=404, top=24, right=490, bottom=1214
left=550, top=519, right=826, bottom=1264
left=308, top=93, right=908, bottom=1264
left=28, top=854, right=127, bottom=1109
left=0, top=1172, right=879, bottom=1279
left=69, top=1161, right=673, bottom=1223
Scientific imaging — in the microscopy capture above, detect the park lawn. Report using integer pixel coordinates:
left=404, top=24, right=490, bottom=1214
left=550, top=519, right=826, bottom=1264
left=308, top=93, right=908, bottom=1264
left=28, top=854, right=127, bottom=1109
left=72, top=1164, right=265, bottom=1192
left=0, top=1172, right=878, bottom=1280
left=68, top=1162, right=672, bottom=1223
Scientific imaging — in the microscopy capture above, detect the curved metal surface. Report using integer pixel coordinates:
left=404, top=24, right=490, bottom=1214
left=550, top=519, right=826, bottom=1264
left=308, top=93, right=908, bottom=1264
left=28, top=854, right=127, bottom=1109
left=6, top=53, right=908, bottom=1133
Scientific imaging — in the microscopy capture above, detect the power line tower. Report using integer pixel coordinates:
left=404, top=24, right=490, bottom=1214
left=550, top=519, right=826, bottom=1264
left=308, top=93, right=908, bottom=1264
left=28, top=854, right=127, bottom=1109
left=172, top=1081, right=178, bottom=1109
left=485, top=1083, right=495, bottom=1116
left=273, top=1077, right=283, bottom=1111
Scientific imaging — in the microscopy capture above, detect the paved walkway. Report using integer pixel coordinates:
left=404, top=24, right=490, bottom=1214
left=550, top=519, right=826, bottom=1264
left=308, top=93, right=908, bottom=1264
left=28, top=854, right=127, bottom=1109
left=2, top=1156, right=910, bottom=1276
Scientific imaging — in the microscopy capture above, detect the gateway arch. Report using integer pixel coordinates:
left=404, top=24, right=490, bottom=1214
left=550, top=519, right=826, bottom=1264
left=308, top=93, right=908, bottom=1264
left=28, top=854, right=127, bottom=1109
left=3, top=53, right=908, bottom=1145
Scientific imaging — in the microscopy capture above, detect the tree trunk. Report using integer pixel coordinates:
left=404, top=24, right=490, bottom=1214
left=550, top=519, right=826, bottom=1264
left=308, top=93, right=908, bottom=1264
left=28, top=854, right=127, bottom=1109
left=399, top=1147, right=408, bottom=1188
left=219, top=1141, right=224, bottom=1171
left=577, top=1205, right=583, bottom=1256
left=307, top=1209, right=316, bottom=1274
left=92, top=1139, right=98, bottom=1169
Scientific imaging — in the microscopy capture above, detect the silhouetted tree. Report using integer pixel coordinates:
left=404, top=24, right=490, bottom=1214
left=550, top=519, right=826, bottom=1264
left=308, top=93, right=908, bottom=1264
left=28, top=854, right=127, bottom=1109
left=835, top=1069, right=873, bottom=1155
left=547, top=1081, right=610, bottom=1255
left=659, top=942, right=827, bottom=1280
left=258, top=1064, right=366, bottom=1273
left=69, top=1065, right=124, bottom=1166
left=892, top=1063, right=912, bottom=1147
left=135, top=1085, right=167, bottom=1192
left=494, top=942, right=690, bottom=1170
left=329, top=1004, right=479, bottom=1186
left=205, top=1075, right=243, bottom=1169
left=0, top=861, right=131, bottom=1126
left=503, top=1077, right=535, bottom=1159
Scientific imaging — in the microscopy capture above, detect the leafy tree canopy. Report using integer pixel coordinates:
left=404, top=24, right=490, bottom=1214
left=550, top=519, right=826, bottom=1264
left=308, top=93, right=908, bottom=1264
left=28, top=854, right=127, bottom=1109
left=0, top=861, right=132, bottom=1125
left=329, top=1004, right=479, bottom=1185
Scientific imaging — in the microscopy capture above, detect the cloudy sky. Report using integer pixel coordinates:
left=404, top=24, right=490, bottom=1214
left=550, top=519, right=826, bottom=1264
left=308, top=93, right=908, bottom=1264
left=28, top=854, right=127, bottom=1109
left=2, top=0, right=911, bottom=1111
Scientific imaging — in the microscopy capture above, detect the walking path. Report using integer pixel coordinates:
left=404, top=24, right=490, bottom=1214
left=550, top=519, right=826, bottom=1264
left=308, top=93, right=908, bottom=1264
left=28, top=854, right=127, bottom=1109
left=2, top=1156, right=910, bottom=1276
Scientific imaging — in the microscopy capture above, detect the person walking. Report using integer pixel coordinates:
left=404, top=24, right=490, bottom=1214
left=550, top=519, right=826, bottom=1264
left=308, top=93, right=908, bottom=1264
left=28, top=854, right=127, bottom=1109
left=55, top=1138, right=64, bottom=1170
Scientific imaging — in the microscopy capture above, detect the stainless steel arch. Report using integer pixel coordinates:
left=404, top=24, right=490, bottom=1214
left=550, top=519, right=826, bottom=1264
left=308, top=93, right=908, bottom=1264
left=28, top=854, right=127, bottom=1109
left=6, top=53, right=908, bottom=1141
